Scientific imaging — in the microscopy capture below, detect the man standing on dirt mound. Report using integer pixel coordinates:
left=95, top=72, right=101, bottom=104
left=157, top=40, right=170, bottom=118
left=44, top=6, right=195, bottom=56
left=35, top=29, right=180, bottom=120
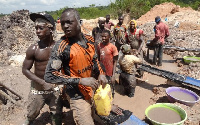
left=151, top=16, right=169, bottom=66
left=22, top=13, right=62, bottom=125
left=44, top=8, right=108, bottom=125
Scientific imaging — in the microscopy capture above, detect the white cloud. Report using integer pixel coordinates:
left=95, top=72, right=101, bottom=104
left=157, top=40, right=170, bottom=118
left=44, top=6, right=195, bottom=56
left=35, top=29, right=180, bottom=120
left=0, top=0, right=115, bottom=14
left=20, top=2, right=26, bottom=6
left=39, top=0, right=56, bottom=5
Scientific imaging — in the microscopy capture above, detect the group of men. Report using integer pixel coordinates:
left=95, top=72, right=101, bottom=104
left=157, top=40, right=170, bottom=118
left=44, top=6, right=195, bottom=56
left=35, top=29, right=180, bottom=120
left=22, top=8, right=169, bottom=125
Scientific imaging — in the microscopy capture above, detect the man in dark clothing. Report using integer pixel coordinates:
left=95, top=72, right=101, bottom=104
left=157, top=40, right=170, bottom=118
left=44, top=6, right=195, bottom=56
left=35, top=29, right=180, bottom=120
left=92, top=17, right=106, bottom=51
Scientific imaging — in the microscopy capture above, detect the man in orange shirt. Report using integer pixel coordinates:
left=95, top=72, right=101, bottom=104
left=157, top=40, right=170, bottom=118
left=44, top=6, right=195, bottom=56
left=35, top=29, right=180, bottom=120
left=97, top=30, right=118, bottom=97
left=45, top=8, right=107, bottom=125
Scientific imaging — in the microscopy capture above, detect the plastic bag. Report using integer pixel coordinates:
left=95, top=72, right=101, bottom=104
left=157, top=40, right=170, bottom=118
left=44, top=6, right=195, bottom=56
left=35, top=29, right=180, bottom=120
left=94, top=84, right=112, bottom=116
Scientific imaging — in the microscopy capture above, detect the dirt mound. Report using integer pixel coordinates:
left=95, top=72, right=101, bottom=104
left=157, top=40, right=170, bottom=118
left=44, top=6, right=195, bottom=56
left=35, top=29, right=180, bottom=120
left=137, top=2, right=198, bottom=27
left=0, top=10, right=38, bottom=66
left=137, top=2, right=178, bottom=24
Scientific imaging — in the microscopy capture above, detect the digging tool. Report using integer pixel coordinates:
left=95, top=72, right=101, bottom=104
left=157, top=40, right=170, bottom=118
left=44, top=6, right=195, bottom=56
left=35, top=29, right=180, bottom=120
left=137, top=37, right=145, bottom=55
left=0, top=82, right=22, bottom=99
left=0, top=89, right=21, bottom=106
left=139, top=64, right=200, bottom=89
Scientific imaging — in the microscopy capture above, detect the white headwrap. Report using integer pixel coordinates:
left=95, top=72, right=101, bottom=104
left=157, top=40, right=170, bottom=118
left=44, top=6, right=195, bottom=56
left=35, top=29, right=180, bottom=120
left=35, top=18, right=53, bottom=28
left=98, top=17, right=106, bottom=22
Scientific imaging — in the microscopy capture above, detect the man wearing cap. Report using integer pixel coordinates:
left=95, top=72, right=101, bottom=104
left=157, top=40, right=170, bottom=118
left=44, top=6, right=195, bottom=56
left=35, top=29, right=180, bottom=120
left=119, top=44, right=142, bottom=97
left=44, top=8, right=108, bottom=125
left=22, top=13, right=62, bottom=125
left=151, top=16, right=169, bottom=66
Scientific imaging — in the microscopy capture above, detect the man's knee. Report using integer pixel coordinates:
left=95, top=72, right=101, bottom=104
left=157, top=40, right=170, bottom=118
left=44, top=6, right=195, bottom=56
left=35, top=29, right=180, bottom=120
left=70, top=99, right=94, bottom=125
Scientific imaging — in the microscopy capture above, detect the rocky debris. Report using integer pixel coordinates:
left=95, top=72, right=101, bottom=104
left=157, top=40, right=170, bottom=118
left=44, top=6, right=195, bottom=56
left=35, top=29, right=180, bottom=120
left=177, top=62, right=200, bottom=79
left=8, top=55, right=25, bottom=67
left=174, top=102, right=200, bottom=125
left=0, top=10, right=38, bottom=66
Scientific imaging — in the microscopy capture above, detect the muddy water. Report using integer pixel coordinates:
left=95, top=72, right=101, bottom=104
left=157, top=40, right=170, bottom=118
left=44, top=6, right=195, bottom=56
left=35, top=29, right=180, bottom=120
left=148, top=107, right=182, bottom=123
left=169, top=91, right=196, bottom=101
left=185, top=57, right=200, bottom=61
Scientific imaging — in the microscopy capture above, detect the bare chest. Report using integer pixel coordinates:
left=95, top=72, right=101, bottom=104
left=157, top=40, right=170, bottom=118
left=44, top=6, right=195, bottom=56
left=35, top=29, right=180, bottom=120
left=34, top=47, right=52, bottom=62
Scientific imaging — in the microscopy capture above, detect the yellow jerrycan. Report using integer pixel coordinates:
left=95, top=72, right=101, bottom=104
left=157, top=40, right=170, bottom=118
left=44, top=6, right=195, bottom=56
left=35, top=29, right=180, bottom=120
left=94, top=84, right=112, bottom=116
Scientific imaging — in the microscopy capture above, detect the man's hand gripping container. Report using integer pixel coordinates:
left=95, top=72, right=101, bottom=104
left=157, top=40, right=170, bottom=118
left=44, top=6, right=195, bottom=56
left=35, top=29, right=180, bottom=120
left=94, top=84, right=112, bottom=116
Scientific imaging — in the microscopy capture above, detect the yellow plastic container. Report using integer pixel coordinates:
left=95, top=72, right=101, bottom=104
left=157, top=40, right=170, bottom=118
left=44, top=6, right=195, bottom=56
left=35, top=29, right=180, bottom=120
left=94, top=84, right=112, bottom=116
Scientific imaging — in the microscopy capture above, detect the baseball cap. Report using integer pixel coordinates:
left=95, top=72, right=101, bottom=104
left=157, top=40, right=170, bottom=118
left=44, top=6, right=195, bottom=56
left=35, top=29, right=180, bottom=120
left=121, top=44, right=131, bottom=54
left=155, top=16, right=161, bottom=23
left=30, top=13, right=55, bottom=27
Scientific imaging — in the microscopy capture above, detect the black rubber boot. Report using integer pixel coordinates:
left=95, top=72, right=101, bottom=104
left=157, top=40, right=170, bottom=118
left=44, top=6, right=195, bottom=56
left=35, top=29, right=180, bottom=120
left=127, top=87, right=135, bottom=98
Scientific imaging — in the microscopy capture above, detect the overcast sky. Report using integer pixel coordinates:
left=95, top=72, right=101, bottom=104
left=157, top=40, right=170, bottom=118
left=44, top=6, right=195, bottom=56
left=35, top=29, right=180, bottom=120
left=0, top=0, right=115, bottom=14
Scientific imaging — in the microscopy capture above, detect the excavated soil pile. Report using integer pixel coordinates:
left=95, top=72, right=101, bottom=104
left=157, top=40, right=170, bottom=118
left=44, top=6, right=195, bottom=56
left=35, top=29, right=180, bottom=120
left=137, top=2, right=179, bottom=25
left=0, top=10, right=38, bottom=66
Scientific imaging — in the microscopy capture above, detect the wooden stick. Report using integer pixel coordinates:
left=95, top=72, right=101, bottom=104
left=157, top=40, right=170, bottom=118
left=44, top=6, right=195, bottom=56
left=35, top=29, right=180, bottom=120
left=0, top=83, right=22, bottom=99
left=0, top=90, right=21, bottom=106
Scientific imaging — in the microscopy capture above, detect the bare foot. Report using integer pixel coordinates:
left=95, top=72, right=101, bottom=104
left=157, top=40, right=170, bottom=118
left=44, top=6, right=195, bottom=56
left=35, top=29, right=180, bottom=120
left=111, top=104, right=123, bottom=115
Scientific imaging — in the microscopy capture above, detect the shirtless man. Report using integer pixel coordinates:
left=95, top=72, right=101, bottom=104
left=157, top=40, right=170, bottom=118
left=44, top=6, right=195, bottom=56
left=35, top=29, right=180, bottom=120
left=22, top=13, right=62, bottom=125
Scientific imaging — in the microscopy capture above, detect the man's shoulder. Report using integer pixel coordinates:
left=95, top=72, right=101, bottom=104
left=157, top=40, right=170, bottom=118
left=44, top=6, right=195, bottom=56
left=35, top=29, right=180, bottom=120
left=26, top=43, right=38, bottom=52
left=158, top=21, right=167, bottom=27
left=109, top=21, right=114, bottom=24
left=25, top=43, right=38, bottom=57
left=109, top=43, right=117, bottom=48
left=84, top=34, right=94, bottom=42
left=92, top=27, right=99, bottom=31
left=136, top=29, right=143, bottom=35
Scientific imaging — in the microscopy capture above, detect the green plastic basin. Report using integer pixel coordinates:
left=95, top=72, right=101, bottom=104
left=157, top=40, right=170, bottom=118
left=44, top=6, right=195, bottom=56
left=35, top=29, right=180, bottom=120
left=145, top=103, right=187, bottom=125
left=183, top=56, right=200, bottom=64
